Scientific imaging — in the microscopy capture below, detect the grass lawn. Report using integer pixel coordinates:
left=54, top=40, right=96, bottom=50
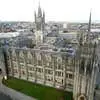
left=2, top=77, right=73, bottom=100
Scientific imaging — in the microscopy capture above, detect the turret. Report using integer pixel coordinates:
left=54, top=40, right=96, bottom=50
left=34, top=2, right=45, bottom=46
left=38, top=2, right=42, bottom=17
left=43, top=11, right=45, bottom=24
left=34, top=2, right=45, bottom=31
left=34, top=11, right=36, bottom=23
left=88, top=10, right=91, bottom=32
left=73, top=11, right=98, bottom=100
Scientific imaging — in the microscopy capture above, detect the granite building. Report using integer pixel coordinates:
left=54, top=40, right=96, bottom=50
left=0, top=5, right=99, bottom=100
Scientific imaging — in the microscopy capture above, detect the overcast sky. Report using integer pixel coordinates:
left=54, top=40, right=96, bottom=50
left=0, top=0, right=99, bottom=22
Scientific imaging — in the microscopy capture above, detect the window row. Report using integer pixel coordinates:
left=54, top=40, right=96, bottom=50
left=8, top=56, right=74, bottom=66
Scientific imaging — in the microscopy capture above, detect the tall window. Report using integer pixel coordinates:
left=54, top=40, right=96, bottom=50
left=58, top=64, right=63, bottom=70
left=37, top=53, right=42, bottom=66
left=27, top=52, right=33, bottom=64
left=45, top=69, right=53, bottom=75
left=19, top=52, right=25, bottom=63
left=29, top=72, right=34, bottom=77
left=55, top=71, right=63, bottom=77
left=14, top=69, right=18, bottom=74
left=12, top=50, right=17, bottom=61
left=19, top=57, right=24, bottom=63
left=29, top=67, right=34, bottom=71
left=68, top=58, right=72, bottom=65
left=57, top=57, right=62, bottom=70
left=21, top=70, right=25, bottom=75
left=69, top=74, right=74, bottom=79
left=46, top=76, right=53, bottom=81
left=36, top=68, right=43, bottom=73
left=38, top=60, right=42, bottom=66
left=27, top=59, right=33, bottom=64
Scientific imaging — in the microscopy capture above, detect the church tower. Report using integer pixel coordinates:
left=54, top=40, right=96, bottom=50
left=34, top=3, right=45, bottom=31
left=34, top=3, right=45, bottom=45
left=73, top=11, right=99, bottom=100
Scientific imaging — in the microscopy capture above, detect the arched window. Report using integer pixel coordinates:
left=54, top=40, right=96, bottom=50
left=37, top=53, right=42, bottom=66
left=37, top=53, right=41, bottom=60
left=46, top=55, right=51, bottom=61
left=78, top=95, right=86, bottom=100
left=27, top=52, right=33, bottom=64
left=12, top=50, right=17, bottom=61
left=19, top=51, right=24, bottom=63
left=57, top=57, right=62, bottom=63
left=80, top=96, right=85, bottom=100
left=45, top=55, right=51, bottom=67
left=57, top=57, right=62, bottom=70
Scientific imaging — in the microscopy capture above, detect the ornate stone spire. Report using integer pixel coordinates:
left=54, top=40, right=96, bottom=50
left=43, top=11, right=45, bottom=23
left=34, top=11, right=36, bottom=23
left=38, top=1, right=42, bottom=17
left=88, top=10, right=92, bottom=32
left=86, top=10, right=92, bottom=42
left=34, top=1, right=45, bottom=31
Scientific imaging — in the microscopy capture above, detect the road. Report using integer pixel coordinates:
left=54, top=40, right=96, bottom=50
left=0, top=93, right=12, bottom=100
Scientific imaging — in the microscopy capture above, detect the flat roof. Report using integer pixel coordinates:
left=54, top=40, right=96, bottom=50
left=0, top=32, right=20, bottom=38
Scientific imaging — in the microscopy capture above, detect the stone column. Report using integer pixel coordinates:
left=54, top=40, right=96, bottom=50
left=34, top=52, right=37, bottom=83
left=31, top=51, right=35, bottom=81
left=88, top=62, right=98, bottom=100
left=42, top=53, right=46, bottom=84
left=10, top=49, right=14, bottom=77
left=0, top=48, right=8, bottom=79
left=23, top=51, right=28, bottom=80
left=73, top=59, right=80, bottom=100
left=52, top=55, right=55, bottom=87
left=86, top=78, right=90, bottom=99
left=63, top=55, right=66, bottom=89
left=16, top=51, right=21, bottom=79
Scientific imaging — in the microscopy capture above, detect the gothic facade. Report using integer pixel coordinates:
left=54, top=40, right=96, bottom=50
left=0, top=40, right=98, bottom=100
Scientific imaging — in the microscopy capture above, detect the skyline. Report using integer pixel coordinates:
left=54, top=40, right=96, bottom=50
left=0, top=0, right=100, bottom=22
